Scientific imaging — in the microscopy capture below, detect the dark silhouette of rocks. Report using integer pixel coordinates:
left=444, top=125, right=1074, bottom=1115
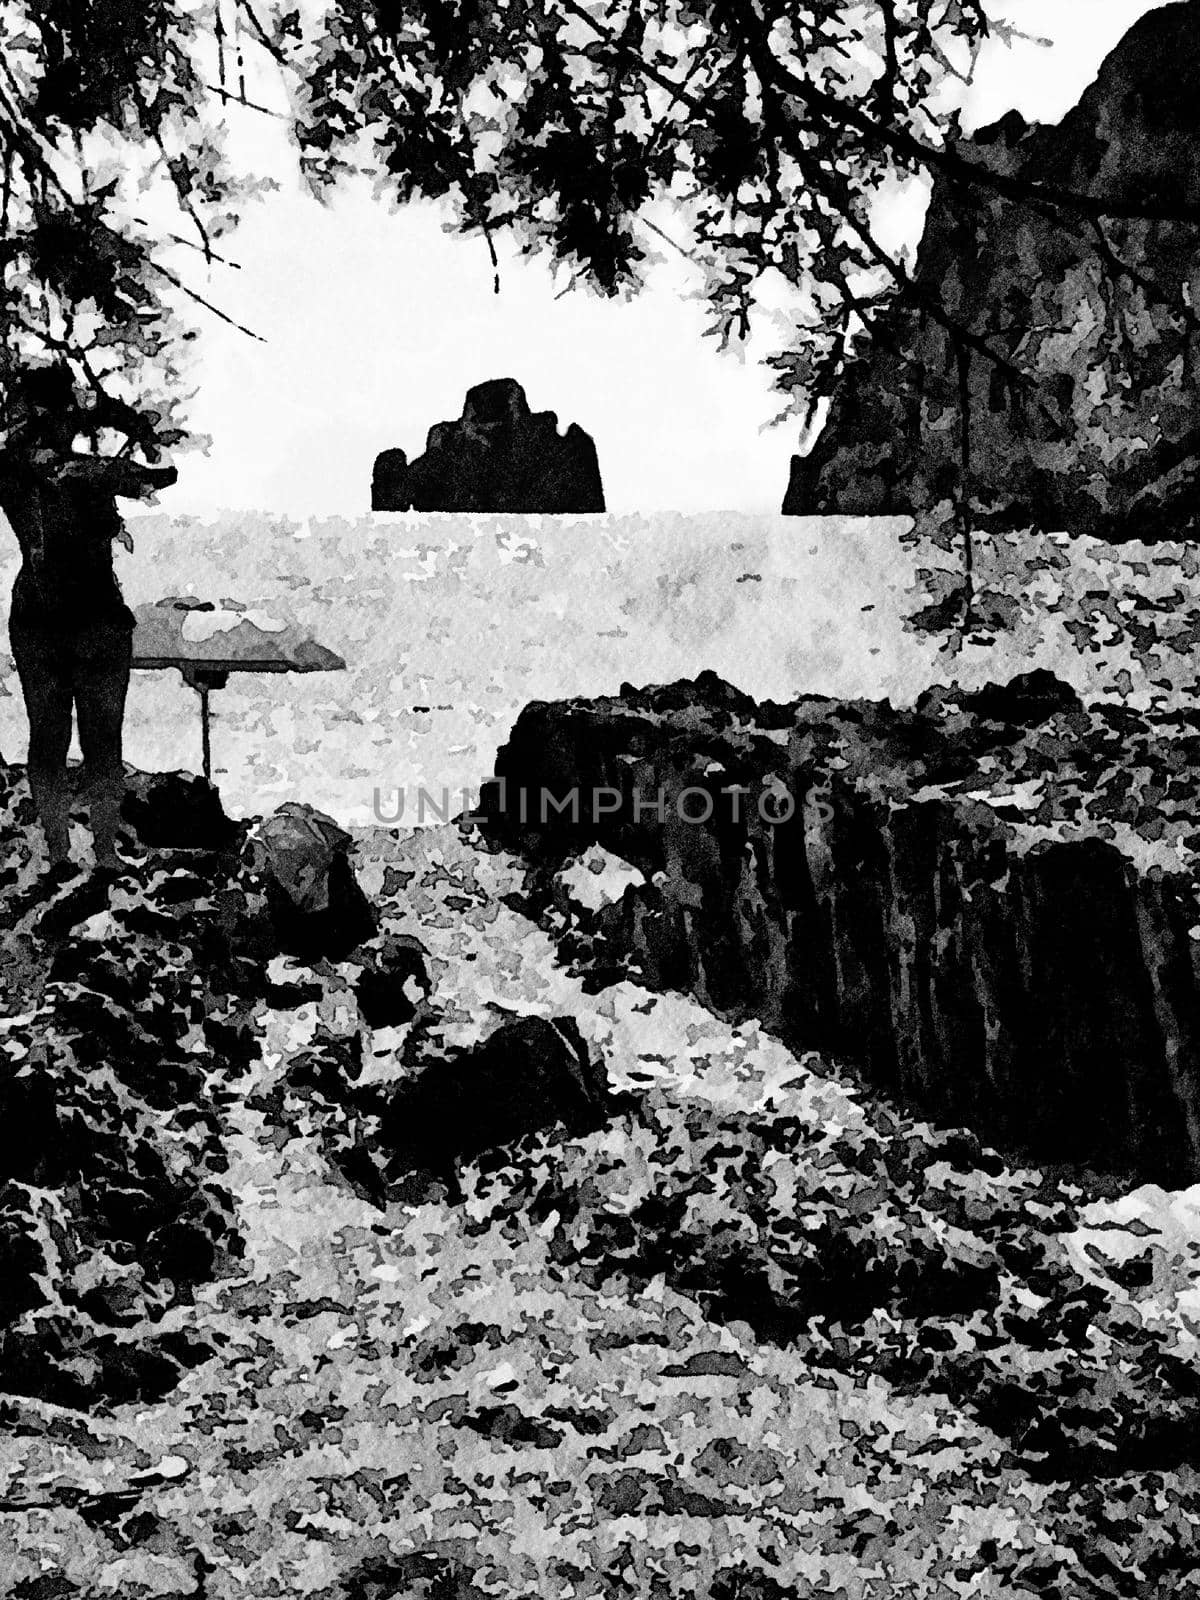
left=121, top=769, right=241, bottom=852
left=481, top=671, right=1200, bottom=1185
left=353, top=931, right=432, bottom=1028
left=916, top=669, right=1084, bottom=727
left=380, top=1014, right=612, bottom=1193
left=785, top=4, right=1200, bottom=539
left=244, top=802, right=377, bottom=962
left=371, top=447, right=409, bottom=511
left=371, top=378, right=605, bottom=513
left=269, top=1006, right=614, bottom=1207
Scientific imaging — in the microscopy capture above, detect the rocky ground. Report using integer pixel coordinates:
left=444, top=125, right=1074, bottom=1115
left=0, top=751, right=1199, bottom=1598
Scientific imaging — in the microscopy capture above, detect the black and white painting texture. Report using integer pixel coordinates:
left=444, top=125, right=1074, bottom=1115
left=1, top=2, right=1199, bottom=1595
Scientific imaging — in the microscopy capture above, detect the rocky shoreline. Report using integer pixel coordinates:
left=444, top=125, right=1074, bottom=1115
left=4, top=689, right=1200, bottom=1593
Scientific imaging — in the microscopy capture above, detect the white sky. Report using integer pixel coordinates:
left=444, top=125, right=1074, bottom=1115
left=155, top=0, right=1172, bottom=518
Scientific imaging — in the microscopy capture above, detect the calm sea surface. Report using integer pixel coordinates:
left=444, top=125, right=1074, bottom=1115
left=0, top=510, right=1178, bottom=824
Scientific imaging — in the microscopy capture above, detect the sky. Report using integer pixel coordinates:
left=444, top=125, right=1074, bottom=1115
left=153, top=0, right=1173, bottom=519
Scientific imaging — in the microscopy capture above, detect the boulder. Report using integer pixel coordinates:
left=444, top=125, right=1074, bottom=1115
left=959, top=670, right=1084, bottom=727
left=916, top=670, right=1084, bottom=727
left=245, top=802, right=377, bottom=961
left=353, top=931, right=432, bottom=1028
left=785, top=5, right=1200, bottom=540
left=380, top=1014, right=612, bottom=1187
left=121, top=768, right=240, bottom=852
left=371, top=378, right=605, bottom=513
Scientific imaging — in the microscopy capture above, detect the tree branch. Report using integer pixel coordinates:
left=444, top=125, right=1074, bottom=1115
left=556, top=0, right=1046, bottom=406
left=150, top=125, right=213, bottom=265
left=204, top=81, right=286, bottom=118
left=130, top=217, right=242, bottom=268
left=556, top=0, right=1200, bottom=226
left=802, top=160, right=1030, bottom=388
left=148, top=258, right=266, bottom=341
left=363, top=12, right=504, bottom=294
left=237, top=0, right=291, bottom=69
left=874, top=0, right=900, bottom=119
left=754, top=35, right=1200, bottom=226
left=0, top=75, right=76, bottom=209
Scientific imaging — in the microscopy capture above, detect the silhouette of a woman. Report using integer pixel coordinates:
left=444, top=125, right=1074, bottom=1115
left=0, top=366, right=176, bottom=875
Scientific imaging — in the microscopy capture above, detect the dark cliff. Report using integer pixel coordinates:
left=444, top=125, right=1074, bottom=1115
left=785, top=3, right=1200, bottom=540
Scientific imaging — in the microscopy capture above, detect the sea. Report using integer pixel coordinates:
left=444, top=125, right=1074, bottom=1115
left=0, top=509, right=1184, bottom=826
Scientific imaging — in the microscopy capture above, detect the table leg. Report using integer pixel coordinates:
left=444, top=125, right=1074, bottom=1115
left=199, top=685, right=212, bottom=782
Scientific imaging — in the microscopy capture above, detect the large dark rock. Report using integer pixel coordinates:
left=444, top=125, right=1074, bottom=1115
left=353, top=931, right=432, bottom=1028
left=380, top=1014, right=612, bottom=1189
left=481, top=672, right=1200, bottom=1185
left=785, top=4, right=1200, bottom=540
left=245, top=802, right=377, bottom=962
left=954, top=670, right=1084, bottom=726
left=121, top=768, right=241, bottom=852
left=371, top=378, right=605, bottom=513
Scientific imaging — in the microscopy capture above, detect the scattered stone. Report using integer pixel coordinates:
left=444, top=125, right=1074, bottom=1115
left=959, top=670, right=1085, bottom=726
left=917, top=670, right=1085, bottom=726
left=263, top=952, right=325, bottom=1010
left=380, top=1014, right=612, bottom=1189
left=245, top=802, right=378, bottom=961
left=0, top=842, right=265, bottom=1406
left=121, top=769, right=240, bottom=852
left=343, top=1554, right=487, bottom=1600
left=353, top=932, right=432, bottom=1028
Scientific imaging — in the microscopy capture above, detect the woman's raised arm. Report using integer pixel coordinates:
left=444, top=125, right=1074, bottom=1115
left=47, top=455, right=177, bottom=498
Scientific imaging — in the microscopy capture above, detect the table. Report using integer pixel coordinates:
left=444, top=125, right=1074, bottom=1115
left=131, top=598, right=346, bottom=782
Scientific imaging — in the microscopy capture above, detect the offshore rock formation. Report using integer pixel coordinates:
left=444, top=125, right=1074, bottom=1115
left=371, top=378, right=605, bottom=513
left=481, top=670, right=1200, bottom=1185
left=786, top=3, right=1200, bottom=540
